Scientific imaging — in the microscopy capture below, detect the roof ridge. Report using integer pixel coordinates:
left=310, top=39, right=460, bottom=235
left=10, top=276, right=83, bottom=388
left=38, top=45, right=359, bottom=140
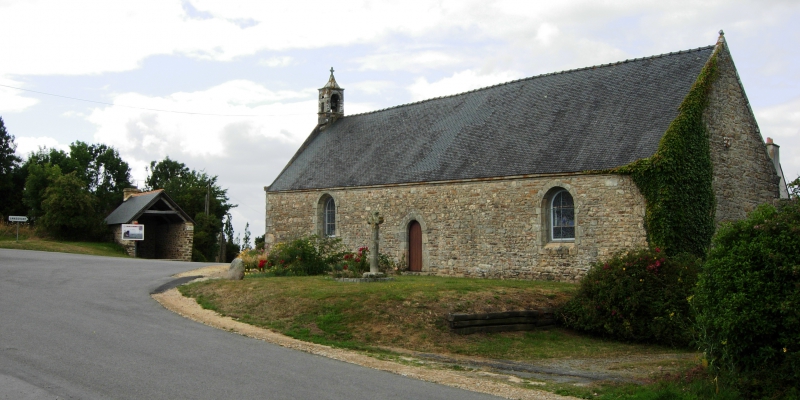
left=344, top=45, right=716, bottom=118
left=130, top=189, right=164, bottom=197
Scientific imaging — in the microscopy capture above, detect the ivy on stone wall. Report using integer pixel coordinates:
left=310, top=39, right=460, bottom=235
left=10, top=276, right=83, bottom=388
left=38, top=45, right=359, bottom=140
left=613, top=47, right=721, bottom=257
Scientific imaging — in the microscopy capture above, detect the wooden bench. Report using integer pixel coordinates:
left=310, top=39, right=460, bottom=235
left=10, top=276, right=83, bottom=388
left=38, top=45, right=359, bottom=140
left=447, top=309, right=555, bottom=335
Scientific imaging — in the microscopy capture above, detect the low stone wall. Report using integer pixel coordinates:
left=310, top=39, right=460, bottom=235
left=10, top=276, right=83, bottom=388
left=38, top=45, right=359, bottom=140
left=265, top=173, right=648, bottom=282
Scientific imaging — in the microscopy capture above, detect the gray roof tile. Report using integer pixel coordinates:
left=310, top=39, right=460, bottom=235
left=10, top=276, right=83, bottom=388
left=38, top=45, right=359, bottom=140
left=269, top=46, right=715, bottom=192
left=105, top=190, right=193, bottom=225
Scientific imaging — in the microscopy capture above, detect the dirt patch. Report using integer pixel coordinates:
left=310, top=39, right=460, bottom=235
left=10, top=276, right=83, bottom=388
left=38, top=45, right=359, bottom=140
left=153, top=267, right=576, bottom=400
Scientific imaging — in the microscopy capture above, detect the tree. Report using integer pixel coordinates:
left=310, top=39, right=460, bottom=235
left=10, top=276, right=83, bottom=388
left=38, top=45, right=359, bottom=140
left=66, top=141, right=132, bottom=215
left=242, top=222, right=251, bottom=250
left=0, top=117, right=23, bottom=217
left=23, top=162, right=62, bottom=220
left=145, top=156, right=235, bottom=261
left=789, top=175, right=800, bottom=200
left=223, top=214, right=240, bottom=262
left=20, top=142, right=132, bottom=218
left=38, top=172, right=104, bottom=240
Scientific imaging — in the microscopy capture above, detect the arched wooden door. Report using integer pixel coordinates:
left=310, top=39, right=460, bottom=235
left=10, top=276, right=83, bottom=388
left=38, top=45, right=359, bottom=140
left=408, top=221, right=422, bottom=272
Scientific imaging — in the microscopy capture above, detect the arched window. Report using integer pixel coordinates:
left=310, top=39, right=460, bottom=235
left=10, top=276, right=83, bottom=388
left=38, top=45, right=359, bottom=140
left=324, top=197, right=336, bottom=237
left=550, top=190, right=574, bottom=241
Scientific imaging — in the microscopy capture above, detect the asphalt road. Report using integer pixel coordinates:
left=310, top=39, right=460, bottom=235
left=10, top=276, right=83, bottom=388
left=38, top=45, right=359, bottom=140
left=0, top=249, right=501, bottom=400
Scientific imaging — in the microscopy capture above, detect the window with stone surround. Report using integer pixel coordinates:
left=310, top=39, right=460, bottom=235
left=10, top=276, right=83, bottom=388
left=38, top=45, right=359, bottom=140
left=549, top=189, right=575, bottom=241
left=324, top=197, right=336, bottom=237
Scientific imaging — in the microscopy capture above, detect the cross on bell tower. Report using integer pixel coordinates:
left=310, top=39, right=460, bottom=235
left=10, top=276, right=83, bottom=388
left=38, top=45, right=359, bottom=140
left=318, top=67, right=344, bottom=125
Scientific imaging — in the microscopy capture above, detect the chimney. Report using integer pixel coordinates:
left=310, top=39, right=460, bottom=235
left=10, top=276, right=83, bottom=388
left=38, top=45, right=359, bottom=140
left=765, top=137, right=790, bottom=199
left=123, top=188, right=141, bottom=201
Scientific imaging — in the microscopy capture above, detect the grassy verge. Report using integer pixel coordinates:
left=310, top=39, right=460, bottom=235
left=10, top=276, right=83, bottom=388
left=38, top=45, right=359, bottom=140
left=179, top=275, right=739, bottom=398
left=0, top=224, right=129, bottom=258
left=179, top=275, right=688, bottom=360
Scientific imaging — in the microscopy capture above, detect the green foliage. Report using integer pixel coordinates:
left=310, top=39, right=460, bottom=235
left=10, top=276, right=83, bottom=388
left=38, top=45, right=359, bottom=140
left=559, top=247, right=701, bottom=347
left=146, top=156, right=235, bottom=261
left=788, top=175, right=800, bottom=200
left=23, top=162, right=62, bottom=220
left=145, top=156, right=234, bottom=219
left=191, top=213, right=222, bottom=262
left=242, top=222, right=251, bottom=250
left=693, top=202, right=800, bottom=395
left=65, top=141, right=132, bottom=215
left=0, top=116, right=23, bottom=217
left=22, top=142, right=132, bottom=216
left=38, top=172, right=106, bottom=240
left=222, top=214, right=240, bottom=262
left=254, top=234, right=265, bottom=251
left=264, top=236, right=328, bottom=276
left=614, top=49, right=719, bottom=257
left=331, top=246, right=371, bottom=276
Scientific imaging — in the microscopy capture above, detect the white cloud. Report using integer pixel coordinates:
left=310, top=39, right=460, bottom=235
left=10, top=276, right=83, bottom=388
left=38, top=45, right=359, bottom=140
left=2, top=0, right=795, bottom=79
left=0, top=78, right=38, bottom=113
left=14, top=136, right=70, bottom=158
left=755, top=97, right=800, bottom=177
left=259, top=56, right=295, bottom=68
left=407, top=69, right=522, bottom=102
left=355, top=50, right=462, bottom=72
left=347, top=80, right=397, bottom=96
left=756, top=98, right=800, bottom=141
left=87, top=80, right=318, bottom=160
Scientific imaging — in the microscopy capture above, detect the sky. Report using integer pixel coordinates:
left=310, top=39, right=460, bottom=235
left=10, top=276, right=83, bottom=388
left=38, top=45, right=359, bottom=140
left=1, top=0, right=798, bottom=239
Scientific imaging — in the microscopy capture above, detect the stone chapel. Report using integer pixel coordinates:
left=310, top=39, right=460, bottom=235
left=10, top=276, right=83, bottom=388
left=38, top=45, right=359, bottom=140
left=263, top=33, right=788, bottom=282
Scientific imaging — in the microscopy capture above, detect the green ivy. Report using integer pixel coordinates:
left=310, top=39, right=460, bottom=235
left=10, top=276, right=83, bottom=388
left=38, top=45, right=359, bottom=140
left=613, top=47, right=720, bottom=257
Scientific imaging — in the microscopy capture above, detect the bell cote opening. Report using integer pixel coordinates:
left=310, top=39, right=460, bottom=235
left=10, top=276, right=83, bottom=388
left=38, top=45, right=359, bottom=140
left=318, top=67, right=344, bottom=125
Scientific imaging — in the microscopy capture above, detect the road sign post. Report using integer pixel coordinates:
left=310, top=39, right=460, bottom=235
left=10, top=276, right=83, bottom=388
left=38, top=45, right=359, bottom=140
left=8, top=216, right=29, bottom=242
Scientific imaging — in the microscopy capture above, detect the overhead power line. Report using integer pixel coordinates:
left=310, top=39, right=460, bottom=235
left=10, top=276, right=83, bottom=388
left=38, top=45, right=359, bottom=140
left=0, top=83, right=313, bottom=117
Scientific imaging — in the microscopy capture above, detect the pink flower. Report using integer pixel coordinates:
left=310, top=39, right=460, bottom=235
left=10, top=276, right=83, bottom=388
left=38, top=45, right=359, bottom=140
left=655, top=248, right=661, bottom=253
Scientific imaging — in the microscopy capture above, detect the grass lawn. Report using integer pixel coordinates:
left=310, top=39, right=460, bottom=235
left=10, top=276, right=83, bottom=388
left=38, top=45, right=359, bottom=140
left=179, top=275, right=690, bottom=361
left=0, top=225, right=129, bottom=258
left=180, top=275, right=721, bottom=398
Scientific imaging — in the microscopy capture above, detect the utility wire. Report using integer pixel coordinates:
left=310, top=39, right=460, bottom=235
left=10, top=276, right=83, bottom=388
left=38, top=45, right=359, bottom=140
left=0, top=83, right=313, bottom=117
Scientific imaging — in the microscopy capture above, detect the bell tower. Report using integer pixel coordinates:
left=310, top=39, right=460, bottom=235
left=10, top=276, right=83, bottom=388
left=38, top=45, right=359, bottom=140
left=318, top=67, right=344, bottom=125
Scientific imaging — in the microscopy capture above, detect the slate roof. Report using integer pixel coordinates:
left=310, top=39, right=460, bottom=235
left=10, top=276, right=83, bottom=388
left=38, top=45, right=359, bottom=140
left=269, top=45, right=716, bottom=192
left=105, top=190, right=193, bottom=225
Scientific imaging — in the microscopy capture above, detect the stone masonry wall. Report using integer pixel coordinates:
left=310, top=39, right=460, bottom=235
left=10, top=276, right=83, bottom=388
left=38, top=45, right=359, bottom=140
left=109, top=222, right=193, bottom=261
left=705, top=41, right=780, bottom=223
left=157, top=222, right=194, bottom=261
left=265, top=174, right=647, bottom=282
left=110, top=224, right=136, bottom=257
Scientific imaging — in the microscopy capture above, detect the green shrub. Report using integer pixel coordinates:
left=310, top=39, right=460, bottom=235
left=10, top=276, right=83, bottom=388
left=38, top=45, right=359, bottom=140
left=558, top=247, right=701, bottom=346
left=331, top=246, right=370, bottom=277
left=264, top=236, right=327, bottom=276
left=693, top=202, right=800, bottom=394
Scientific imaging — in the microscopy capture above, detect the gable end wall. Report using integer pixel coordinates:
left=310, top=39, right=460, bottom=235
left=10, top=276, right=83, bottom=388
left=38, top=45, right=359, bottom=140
left=265, top=174, right=647, bottom=282
left=705, top=43, right=780, bottom=223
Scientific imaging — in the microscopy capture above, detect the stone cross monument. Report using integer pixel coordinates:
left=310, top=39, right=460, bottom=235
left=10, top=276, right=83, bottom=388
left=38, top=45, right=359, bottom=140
left=366, top=210, right=385, bottom=277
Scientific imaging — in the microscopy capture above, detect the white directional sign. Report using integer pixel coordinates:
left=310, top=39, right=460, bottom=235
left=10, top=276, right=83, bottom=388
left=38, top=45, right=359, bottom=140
left=8, top=216, right=28, bottom=222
